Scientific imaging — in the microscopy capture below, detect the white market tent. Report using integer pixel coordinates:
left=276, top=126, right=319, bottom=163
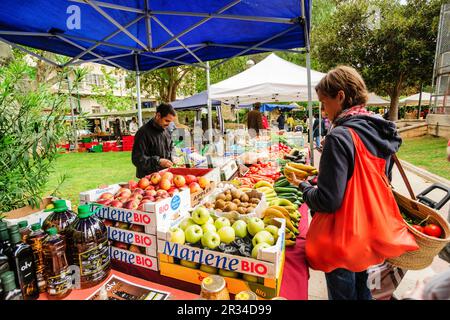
left=399, top=92, right=445, bottom=106
left=210, top=53, right=325, bottom=104
left=367, top=92, right=390, bottom=106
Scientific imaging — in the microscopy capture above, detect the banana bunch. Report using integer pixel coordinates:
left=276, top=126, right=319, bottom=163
left=262, top=199, right=301, bottom=247
left=283, top=162, right=318, bottom=180
left=253, top=181, right=277, bottom=203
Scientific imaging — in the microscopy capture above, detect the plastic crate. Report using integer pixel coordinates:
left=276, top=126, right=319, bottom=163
left=81, top=137, right=92, bottom=143
left=92, top=144, right=103, bottom=152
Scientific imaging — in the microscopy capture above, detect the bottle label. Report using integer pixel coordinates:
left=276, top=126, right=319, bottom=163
left=17, top=253, right=39, bottom=298
left=47, top=269, right=72, bottom=295
left=78, top=240, right=110, bottom=276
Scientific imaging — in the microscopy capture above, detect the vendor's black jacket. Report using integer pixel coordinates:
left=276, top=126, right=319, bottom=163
left=300, top=115, right=401, bottom=213
left=132, top=118, right=173, bottom=178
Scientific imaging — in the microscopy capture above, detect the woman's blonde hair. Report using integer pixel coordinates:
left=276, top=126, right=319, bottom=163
left=315, top=66, right=368, bottom=110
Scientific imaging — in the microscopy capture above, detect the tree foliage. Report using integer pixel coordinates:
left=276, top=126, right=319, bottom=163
left=313, top=0, right=444, bottom=120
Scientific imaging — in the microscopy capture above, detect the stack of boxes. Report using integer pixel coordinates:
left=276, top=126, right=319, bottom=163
left=122, top=135, right=134, bottom=152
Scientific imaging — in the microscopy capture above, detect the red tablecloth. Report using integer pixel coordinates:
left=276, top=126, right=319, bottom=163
left=111, top=204, right=310, bottom=300
left=279, top=203, right=309, bottom=300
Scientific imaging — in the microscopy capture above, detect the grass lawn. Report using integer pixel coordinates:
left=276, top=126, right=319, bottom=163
left=397, top=135, right=449, bottom=180
left=44, top=151, right=135, bottom=207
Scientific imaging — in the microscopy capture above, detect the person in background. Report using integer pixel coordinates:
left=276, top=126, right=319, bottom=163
left=287, top=65, right=418, bottom=300
left=277, top=110, right=286, bottom=131
left=94, top=124, right=102, bottom=135
left=287, top=113, right=295, bottom=132
left=312, top=113, right=325, bottom=149
left=247, top=102, right=264, bottom=136
left=185, top=116, right=189, bottom=126
left=262, top=112, right=269, bottom=130
left=132, top=103, right=175, bottom=178
left=113, top=118, right=121, bottom=141
left=129, top=117, right=139, bottom=136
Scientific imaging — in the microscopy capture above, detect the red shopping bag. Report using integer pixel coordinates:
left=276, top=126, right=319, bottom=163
left=306, top=128, right=419, bottom=273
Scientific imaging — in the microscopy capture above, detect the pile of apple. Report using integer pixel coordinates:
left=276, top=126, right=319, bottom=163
left=95, top=171, right=211, bottom=210
left=170, top=206, right=280, bottom=262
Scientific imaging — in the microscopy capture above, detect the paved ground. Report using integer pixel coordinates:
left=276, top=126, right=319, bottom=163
left=307, top=148, right=450, bottom=300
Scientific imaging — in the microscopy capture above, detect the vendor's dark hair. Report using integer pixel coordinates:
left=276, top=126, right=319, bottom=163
left=157, top=103, right=176, bottom=117
left=315, top=66, right=368, bottom=110
left=254, top=102, right=261, bottom=110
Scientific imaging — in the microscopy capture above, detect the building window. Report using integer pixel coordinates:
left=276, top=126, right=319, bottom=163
left=85, top=74, right=105, bottom=87
left=92, top=106, right=101, bottom=114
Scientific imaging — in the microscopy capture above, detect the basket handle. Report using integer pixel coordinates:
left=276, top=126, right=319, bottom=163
left=392, top=154, right=416, bottom=201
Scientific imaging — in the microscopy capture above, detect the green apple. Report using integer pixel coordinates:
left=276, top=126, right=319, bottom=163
left=201, top=223, right=216, bottom=234
left=247, top=217, right=265, bottom=237
left=169, top=227, right=185, bottom=244
left=251, top=242, right=271, bottom=259
left=242, top=273, right=258, bottom=283
left=218, top=269, right=240, bottom=278
left=252, top=230, right=275, bottom=247
left=180, top=259, right=199, bottom=269
left=214, top=217, right=231, bottom=230
left=201, top=231, right=221, bottom=249
left=199, top=264, right=218, bottom=274
left=207, top=217, right=214, bottom=225
left=185, top=225, right=203, bottom=244
left=180, top=217, right=196, bottom=231
left=192, top=206, right=211, bottom=225
left=218, top=226, right=235, bottom=244
left=264, top=225, right=279, bottom=242
left=232, top=220, right=248, bottom=238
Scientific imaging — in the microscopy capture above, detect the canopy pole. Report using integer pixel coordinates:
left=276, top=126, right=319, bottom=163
left=135, top=54, right=143, bottom=127
left=318, top=105, right=322, bottom=139
left=418, top=83, right=423, bottom=119
left=206, top=61, right=213, bottom=144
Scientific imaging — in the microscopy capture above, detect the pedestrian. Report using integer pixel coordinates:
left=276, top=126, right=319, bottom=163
left=287, top=65, right=418, bottom=300
left=129, top=116, right=139, bottom=136
left=113, top=118, right=121, bottom=141
left=132, top=103, right=175, bottom=178
left=277, top=110, right=285, bottom=130
left=287, top=113, right=295, bottom=132
left=246, top=102, right=264, bottom=136
left=312, top=113, right=324, bottom=149
left=262, top=113, right=269, bottom=130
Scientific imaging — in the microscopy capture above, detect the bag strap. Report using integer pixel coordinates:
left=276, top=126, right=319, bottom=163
left=392, top=154, right=416, bottom=200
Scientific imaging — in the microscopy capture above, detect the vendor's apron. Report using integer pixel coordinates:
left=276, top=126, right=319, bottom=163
left=305, top=128, right=419, bottom=273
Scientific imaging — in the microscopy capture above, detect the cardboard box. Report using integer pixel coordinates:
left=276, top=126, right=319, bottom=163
left=2, top=197, right=71, bottom=227
left=157, top=218, right=285, bottom=279
left=190, top=182, right=216, bottom=207
left=158, top=249, right=285, bottom=299
left=109, top=246, right=158, bottom=271
left=107, top=226, right=157, bottom=256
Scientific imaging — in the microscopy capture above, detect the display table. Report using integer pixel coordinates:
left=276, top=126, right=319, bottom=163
left=38, top=270, right=198, bottom=300
left=111, top=203, right=310, bottom=300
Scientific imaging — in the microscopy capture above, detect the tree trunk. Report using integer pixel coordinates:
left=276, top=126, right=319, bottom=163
left=388, top=74, right=404, bottom=122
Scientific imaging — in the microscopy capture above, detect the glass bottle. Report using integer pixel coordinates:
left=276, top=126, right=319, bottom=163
left=66, top=205, right=110, bottom=289
left=43, top=227, right=72, bottom=299
left=27, top=223, right=47, bottom=293
left=18, top=220, right=31, bottom=243
left=6, top=230, right=39, bottom=300
left=0, top=271, right=23, bottom=300
left=42, top=200, right=77, bottom=238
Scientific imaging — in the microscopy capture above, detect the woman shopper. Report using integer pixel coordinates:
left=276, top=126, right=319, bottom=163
left=287, top=66, right=418, bottom=300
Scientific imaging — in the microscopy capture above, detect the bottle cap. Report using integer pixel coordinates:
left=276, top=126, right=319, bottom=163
left=18, top=221, right=28, bottom=229
left=8, top=225, right=19, bottom=235
left=53, top=200, right=68, bottom=213
left=10, top=231, right=22, bottom=245
left=78, top=205, right=94, bottom=219
left=46, top=227, right=58, bottom=236
left=31, top=223, right=41, bottom=231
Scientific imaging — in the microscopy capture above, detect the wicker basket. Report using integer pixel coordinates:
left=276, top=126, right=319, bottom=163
left=387, top=190, right=450, bottom=270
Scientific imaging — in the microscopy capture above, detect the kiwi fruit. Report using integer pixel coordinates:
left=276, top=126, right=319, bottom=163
left=205, top=202, right=213, bottom=209
left=232, top=199, right=241, bottom=205
left=223, top=203, right=233, bottom=212
left=216, top=209, right=223, bottom=213
left=228, top=202, right=238, bottom=211
left=215, top=199, right=225, bottom=210
left=240, top=194, right=249, bottom=203
left=230, top=189, right=240, bottom=199
left=225, top=194, right=232, bottom=201
left=237, top=207, right=246, bottom=215
left=250, top=198, right=260, bottom=204
left=216, top=193, right=226, bottom=201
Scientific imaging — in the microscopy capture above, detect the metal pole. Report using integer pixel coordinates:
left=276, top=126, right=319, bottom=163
left=418, top=83, right=423, bottom=119
left=306, top=52, right=314, bottom=164
left=318, top=105, right=322, bottom=138
left=135, top=54, right=143, bottom=127
left=66, top=76, right=78, bottom=151
left=206, top=61, right=213, bottom=144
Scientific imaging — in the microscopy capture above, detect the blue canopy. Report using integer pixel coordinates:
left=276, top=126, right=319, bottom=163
left=171, top=91, right=221, bottom=110
left=260, top=103, right=295, bottom=112
left=0, top=0, right=311, bottom=71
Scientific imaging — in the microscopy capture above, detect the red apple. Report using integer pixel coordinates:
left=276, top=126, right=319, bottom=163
left=96, top=198, right=112, bottom=205
left=173, top=175, right=186, bottom=188
left=145, top=189, right=157, bottom=197
left=116, top=188, right=131, bottom=196
left=198, top=177, right=210, bottom=189
left=103, top=219, right=114, bottom=227
left=129, top=194, right=143, bottom=202
left=159, top=178, right=171, bottom=191
left=116, top=196, right=130, bottom=203
left=110, top=200, right=123, bottom=208
left=114, top=222, right=129, bottom=230
left=185, top=175, right=198, bottom=185
left=128, top=244, right=142, bottom=253
left=133, top=188, right=145, bottom=196
left=162, top=172, right=174, bottom=182
left=189, top=182, right=201, bottom=193
left=124, top=200, right=139, bottom=210
left=113, top=241, right=128, bottom=250
left=99, top=192, right=114, bottom=200
left=156, top=190, right=168, bottom=197
left=128, top=180, right=138, bottom=190
left=138, top=178, right=150, bottom=190
left=150, top=173, right=162, bottom=185
left=145, top=185, right=155, bottom=191
left=143, top=196, right=155, bottom=202
left=116, top=191, right=131, bottom=199
left=140, top=199, right=153, bottom=205
left=129, top=224, right=145, bottom=233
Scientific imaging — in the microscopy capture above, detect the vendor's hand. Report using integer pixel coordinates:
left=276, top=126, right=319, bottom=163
left=286, top=172, right=306, bottom=187
left=159, top=158, right=173, bottom=168
left=402, top=277, right=430, bottom=300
